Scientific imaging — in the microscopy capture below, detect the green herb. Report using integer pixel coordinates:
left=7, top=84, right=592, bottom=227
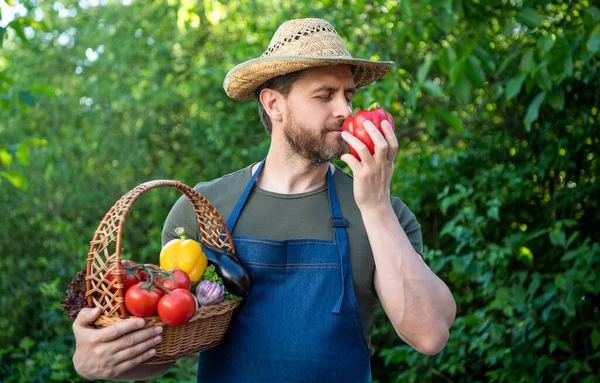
left=201, top=265, right=242, bottom=302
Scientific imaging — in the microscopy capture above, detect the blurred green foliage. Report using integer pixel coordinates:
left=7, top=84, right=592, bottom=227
left=0, top=0, right=598, bottom=382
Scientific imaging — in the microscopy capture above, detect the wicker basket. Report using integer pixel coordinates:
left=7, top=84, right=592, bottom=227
left=85, top=180, right=240, bottom=364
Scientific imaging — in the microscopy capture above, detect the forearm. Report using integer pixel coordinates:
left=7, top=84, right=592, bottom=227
left=362, top=205, right=456, bottom=354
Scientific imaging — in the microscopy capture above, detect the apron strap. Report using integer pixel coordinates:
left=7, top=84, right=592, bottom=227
left=226, top=159, right=265, bottom=232
left=327, top=167, right=349, bottom=314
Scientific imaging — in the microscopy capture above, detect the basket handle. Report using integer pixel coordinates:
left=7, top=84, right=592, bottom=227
left=86, top=180, right=235, bottom=319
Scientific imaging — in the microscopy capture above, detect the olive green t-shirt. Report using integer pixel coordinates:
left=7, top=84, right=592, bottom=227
left=162, top=163, right=423, bottom=354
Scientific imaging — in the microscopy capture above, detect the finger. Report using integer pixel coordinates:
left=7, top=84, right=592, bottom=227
left=340, top=153, right=361, bottom=173
left=381, top=120, right=398, bottom=161
left=341, top=131, right=373, bottom=164
left=111, top=325, right=163, bottom=353
left=74, top=307, right=102, bottom=328
left=112, top=331, right=162, bottom=363
left=98, top=317, right=147, bottom=343
left=363, top=120, right=389, bottom=162
left=111, top=348, right=158, bottom=378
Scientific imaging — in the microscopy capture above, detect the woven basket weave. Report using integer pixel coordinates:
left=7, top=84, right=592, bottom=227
left=85, top=180, right=240, bottom=364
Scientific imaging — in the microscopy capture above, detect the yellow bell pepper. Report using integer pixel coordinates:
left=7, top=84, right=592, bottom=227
left=160, top=227, right=207, bottom=282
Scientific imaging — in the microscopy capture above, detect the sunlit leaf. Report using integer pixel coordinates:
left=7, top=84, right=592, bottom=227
left=422, top=80, right=443, bottom=98
left=1, top=171, right=28, bottom=189
left=0, top=149, right=12, bottom=166
left=15, top=144, right=29, bottom=166
left=524, top=92, right=546, bottom=132
left=516, top=7, right=542, bottom=29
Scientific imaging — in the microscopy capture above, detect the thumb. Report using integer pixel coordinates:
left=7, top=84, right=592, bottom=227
left=75, top=307, right=102, bottom=327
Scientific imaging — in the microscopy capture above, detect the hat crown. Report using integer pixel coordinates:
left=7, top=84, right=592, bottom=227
left=261, top=18, right=352, bottom=59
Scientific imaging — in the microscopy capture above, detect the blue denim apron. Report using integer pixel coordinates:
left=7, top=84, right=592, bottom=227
left=197, top=161, right=372, bottom=382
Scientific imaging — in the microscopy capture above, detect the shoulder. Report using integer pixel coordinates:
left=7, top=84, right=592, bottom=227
left=192, top=165, right=253, bottom=197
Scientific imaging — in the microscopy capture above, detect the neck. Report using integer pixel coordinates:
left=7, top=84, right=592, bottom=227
left=252, top=144, right=333, bottom=194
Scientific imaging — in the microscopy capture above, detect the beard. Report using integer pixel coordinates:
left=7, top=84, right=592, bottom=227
left=283, top=114, right=347, bottom=164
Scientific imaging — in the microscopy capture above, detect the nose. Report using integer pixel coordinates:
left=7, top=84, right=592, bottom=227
left=332, top=95, right=353, bottom=120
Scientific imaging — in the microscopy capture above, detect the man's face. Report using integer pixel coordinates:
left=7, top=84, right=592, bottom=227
left=282, top=65, right=355, bottom=164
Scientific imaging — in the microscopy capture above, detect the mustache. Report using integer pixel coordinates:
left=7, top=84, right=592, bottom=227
left=325, top=119, right=345, bottom=132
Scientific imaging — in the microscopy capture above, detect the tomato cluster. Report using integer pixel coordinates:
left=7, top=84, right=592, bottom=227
left=106, top=261, right=197, bottom=326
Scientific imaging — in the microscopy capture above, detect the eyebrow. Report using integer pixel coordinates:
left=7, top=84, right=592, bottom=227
left=312, top=85, right=356, bottom=95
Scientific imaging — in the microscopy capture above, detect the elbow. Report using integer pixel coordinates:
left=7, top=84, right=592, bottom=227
left=412, top=327, right=450, bottom=355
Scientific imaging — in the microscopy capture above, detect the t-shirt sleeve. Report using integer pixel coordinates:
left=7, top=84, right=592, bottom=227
left=161, top=188, right=204, bottom=246
left=391, top=197, right=424, bottom=257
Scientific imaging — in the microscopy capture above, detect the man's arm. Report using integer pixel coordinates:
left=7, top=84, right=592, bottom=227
left=341, top=119, right=456, bottom=355
left=72, top=307, right=174, bottom=381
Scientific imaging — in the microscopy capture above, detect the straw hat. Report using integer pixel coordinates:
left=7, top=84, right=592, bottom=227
left=223, top=18, right=395, bottom=101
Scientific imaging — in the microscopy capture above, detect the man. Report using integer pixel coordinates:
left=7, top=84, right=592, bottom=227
left=72, top=18, right=456, bottom=381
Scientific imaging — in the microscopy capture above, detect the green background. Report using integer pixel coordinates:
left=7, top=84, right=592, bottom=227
left=1, top=0, right=599, bottom=382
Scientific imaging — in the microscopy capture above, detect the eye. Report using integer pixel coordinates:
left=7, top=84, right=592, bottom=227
left=316, top=94, right=332, bottom=101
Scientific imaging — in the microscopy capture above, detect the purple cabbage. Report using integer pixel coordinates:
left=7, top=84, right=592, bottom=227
left=195, top=280, right=224, bottom=307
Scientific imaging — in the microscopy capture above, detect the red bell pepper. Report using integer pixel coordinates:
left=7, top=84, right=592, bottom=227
left=342, top=102, right=395, bottom=160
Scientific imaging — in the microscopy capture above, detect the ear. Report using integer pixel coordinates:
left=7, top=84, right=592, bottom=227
left=259, top=88, right=285, bottom=122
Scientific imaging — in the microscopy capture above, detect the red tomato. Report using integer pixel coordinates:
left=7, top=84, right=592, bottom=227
left=342, top=103, right=395, bottom=160
left=138, top=263, right=161, bottom=282
left=156, top=269, right=192, bottom=293
left=124, top=282, right=164, bottom=317
left=105, top=260, right=141, bottom=293
left=157, top=289, right=197, bottom=326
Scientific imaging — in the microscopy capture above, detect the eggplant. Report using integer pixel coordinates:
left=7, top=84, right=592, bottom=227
left=201, top=244, right=251, bottom=297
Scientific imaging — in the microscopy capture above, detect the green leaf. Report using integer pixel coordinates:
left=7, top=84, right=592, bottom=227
left=554, top=274, right=567, bottom=290
left=534, top=67, right=553, bottom=92
left=497, top=50, right=520, bottom=77
left=506, top=73, right=526, bottom=100
left=466, top=55, right=485, bottom=87
left=433, top=108, right=463, bottom=131
left=450, top=58, right=465, bottom=85
left=586, top=25, right=600, bottom=53
left=406, top=84, right=419, bottom=111
left=517, top=7, right=542, bottom=29
left=524, top=92, right=546, bottom=131
left=18, top=91, right=35, bottom=107
left=0, top=149, right=12, bottom=166
left=550, top=230, right=566, bottom=248
left=422, top=80, right=443, bottom=98
left=547, top=87, right=565, bottom=111
left=424, top=110, right=436, bottom=135
left=518, top=246, right=533, bottom=264
left=452, top=74, right=470, bottom=105
left=563, top=54, right=573, bottom=78
left=29, top=84, right=56, bottom=95
left=528, top=273, right=541, bottom=298
left=15, top=144, right=29, bottom=166
left=0, top=71, right=15, bottom=84
left=1, top=171, right=28, bottom=189
left=592, top=329, right=600, bottom=349
left=520, top=49, right=535, bottom=73
left=439, top=46, right=456, bottom=75
left=474, top=47, right=496, bottom=73
left=417, top=55, right=436, bottom=85
left=401, top=0, right=413, bottom=21
left=585, top=6, right=600, bottom=24
left=487, top=206, right=499, bottom=221
left=537, top=35, right=555, bottom=56
left=0, top=27, right=6, bottom=47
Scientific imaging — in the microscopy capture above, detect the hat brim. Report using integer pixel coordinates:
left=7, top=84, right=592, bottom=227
left=223, top=55, right=395, bottom=101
